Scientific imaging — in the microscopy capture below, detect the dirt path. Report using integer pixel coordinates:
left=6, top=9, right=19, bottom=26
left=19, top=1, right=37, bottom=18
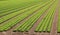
left=50, top=0, right=59, bottom=35
left=50, top=8, right=58, bottom=35
left=0, top=32, right=4, bottom=35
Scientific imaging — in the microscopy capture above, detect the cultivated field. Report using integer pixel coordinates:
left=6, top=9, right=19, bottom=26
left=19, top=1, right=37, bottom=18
left=0, top=0, right=60, bottom=35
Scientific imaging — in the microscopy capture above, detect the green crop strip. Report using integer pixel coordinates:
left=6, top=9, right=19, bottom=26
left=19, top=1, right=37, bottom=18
left=0, top=2, right=40, bottom=17
left=57, top=8, right=60, bottom=33
left=0, top=0, right=48, bottom=17
left=35, top=0, right=58, bottom=32
left=0, top=0, right=42, bottom=11
left=0, top=2, right=45, bottom=24
left=14, top=1, right=53, bottom=32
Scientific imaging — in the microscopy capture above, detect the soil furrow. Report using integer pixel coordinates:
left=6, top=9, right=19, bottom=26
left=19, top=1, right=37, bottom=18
left=50, top=1, right=59, bottom=35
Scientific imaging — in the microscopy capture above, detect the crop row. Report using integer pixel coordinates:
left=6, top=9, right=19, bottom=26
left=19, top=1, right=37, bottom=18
left=35, top=0, right=58, bottom=32
left=0, top=0, right=50, bottom=17
left=0, top=2, right=44, bottom=24
left=0, top=1, right=41, bottom=17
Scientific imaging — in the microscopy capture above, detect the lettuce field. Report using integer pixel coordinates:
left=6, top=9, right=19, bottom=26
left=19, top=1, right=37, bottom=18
left=0, top=0, right=60, bottom=35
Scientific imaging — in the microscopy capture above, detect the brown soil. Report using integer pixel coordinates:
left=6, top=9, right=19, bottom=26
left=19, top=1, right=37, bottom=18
left=50, top=7, right=58, bottom=35
left=50, top=0, right=60, bottom=35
